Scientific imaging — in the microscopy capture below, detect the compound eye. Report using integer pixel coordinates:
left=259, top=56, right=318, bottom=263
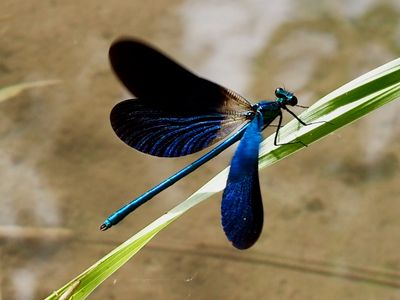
left=275, top=87, right=284, bottom=97
left=289, top=96, right=298, bottom=106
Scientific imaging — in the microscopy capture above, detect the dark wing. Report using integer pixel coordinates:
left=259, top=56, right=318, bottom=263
left=221, top=114, right=263, bottom=249
left=109, top=38, right=255, bottom=157
left=110, top=99, right=252, bottom=157
left=109, top=38, right=252, bottom=113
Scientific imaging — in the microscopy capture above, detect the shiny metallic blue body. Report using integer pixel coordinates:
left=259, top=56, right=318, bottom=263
left=101, top=38, right=300, bottom=249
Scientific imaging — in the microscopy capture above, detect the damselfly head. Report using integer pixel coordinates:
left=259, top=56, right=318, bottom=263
left=275, top=87, right=297, bottom=107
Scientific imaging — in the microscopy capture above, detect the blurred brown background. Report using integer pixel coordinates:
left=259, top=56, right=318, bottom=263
left=1, top=0, right=400, bottom=299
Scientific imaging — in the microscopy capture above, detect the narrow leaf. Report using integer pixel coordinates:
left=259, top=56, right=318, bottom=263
left=0, top=80, right=61, bottom=103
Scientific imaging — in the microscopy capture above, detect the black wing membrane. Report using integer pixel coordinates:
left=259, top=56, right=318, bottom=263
left=109, top=39, right=254, bottom=157
left=109, top=38, right=252, bottom=113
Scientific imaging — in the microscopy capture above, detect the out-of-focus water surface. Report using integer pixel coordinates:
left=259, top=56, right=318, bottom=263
left=1, top=0, right=400, bottom=299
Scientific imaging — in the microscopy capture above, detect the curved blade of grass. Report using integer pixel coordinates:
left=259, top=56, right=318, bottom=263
left=0, top=80, right=61, bottom=103
left=46, top=58, right=400, bottom=300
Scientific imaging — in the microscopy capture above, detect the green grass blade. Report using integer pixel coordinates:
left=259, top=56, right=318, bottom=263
left=258, top=58, right=400, bottom=168
left=46, top=58, right=400, bottom=299
left=46, top=215, right=178, bottom=299
left=0, top=80, right=61, bottom=103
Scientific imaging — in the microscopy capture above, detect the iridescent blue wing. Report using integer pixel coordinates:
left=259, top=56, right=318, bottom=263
left=110, top=99, right=251, bottom=157
left=221, top=114, right=263, bottom=249
left=109, top=39, right=254, bottom=157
